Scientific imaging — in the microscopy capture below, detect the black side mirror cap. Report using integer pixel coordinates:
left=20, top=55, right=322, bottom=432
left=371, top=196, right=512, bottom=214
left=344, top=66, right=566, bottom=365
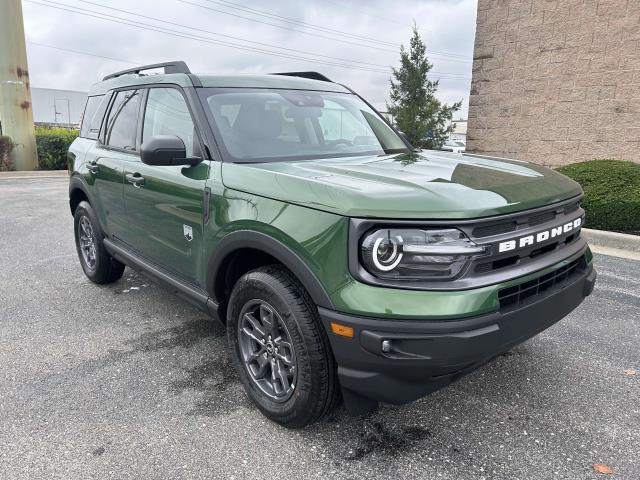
left=140, top=135, right=201, bottom=166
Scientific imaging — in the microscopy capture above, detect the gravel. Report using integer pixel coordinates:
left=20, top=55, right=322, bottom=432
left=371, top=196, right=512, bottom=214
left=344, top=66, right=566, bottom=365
left=1, top=177, right=638, bottom=480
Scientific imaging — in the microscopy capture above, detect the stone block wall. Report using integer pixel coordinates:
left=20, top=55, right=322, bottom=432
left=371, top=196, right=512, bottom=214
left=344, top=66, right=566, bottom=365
left=467, top=0, right=640, bottom=165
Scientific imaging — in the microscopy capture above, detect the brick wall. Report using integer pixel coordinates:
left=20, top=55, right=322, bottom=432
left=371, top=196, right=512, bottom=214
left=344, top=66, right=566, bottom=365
left=467, top=0, right=640, bottom=166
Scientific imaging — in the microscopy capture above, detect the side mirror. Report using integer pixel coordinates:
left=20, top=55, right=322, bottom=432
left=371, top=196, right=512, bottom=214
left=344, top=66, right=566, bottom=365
left=140, top=135, right=201, bottom=166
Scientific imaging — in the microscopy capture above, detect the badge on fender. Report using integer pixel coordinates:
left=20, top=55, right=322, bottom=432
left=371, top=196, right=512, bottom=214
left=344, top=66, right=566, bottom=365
left=183, top=224, right=193, bottom=242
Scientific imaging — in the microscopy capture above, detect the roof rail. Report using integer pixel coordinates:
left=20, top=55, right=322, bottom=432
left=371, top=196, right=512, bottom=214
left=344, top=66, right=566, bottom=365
left=103, top=61, right=191, bottom=81
left=273, top=71, right=332, bottom=82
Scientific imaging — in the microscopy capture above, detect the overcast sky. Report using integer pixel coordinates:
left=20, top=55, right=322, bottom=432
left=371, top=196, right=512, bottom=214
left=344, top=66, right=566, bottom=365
left=22, top=0, right=477, bottom=118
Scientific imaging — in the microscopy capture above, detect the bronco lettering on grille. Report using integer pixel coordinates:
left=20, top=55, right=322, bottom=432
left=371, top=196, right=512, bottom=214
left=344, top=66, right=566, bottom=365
left=498, top=217, right=582, bottom=253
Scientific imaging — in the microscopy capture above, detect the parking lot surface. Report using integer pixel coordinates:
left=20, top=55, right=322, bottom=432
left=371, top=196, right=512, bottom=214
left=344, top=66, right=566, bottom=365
left=1, top=177, right=639, bottom=480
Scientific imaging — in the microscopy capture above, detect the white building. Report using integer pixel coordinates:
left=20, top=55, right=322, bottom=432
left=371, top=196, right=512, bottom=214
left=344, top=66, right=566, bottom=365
left=449, top=119, right=467, bottom=143
left=30, top=87, right=87, bottom=128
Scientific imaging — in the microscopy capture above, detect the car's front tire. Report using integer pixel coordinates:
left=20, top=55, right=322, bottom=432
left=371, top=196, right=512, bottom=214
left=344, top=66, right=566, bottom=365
left=73, top=201, right=125, bottom=284
left=227, top=265, right=340, bottom=428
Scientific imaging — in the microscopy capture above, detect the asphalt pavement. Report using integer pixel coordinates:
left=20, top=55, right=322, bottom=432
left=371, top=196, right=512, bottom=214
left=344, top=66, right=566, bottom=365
left=1, top=177, right=638, bottom=480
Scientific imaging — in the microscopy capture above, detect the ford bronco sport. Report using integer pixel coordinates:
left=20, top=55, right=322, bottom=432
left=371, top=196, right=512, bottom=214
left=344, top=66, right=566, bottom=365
left=69, top=61, right=596, bottom=428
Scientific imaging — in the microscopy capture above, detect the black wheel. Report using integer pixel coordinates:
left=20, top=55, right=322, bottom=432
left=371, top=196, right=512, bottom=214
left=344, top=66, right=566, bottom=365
left=227, top=265, right=340, bottom=428
left=73, top=201, right=125, bottom=284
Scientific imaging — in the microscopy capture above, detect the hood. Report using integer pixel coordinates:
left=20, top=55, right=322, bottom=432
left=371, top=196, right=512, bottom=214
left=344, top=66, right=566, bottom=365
left=221, top=151, right=582, bottom=219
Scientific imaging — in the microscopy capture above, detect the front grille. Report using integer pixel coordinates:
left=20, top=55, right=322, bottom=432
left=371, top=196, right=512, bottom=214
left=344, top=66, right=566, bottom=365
left=349, top=196, right=586, bottom=292
left=473, top=221, right=517, bottom=238
left=474, top=230, right=582, bottom=274
left=564, top=202, right=580, bottom=215
left=497, top=257, right=586, bottom=311
left=529, top=210, right=556, bottom=226
left=471, top=200, right=580, bottom=239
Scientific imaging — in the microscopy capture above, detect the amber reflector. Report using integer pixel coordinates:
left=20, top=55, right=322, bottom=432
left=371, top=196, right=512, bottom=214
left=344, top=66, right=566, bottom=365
left=330, top=322, right=354, bottom=338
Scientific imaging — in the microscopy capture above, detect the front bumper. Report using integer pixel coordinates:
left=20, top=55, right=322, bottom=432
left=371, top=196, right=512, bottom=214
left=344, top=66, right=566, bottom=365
left=319, top=260, right=596, bottom=409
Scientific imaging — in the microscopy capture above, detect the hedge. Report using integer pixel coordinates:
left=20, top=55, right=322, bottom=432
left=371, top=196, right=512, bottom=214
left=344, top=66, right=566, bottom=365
left=0, top=135, right=14, bottom=171
left=556, top=160, right=640, bottom=234
left=35, top=126, right=78, bottom=170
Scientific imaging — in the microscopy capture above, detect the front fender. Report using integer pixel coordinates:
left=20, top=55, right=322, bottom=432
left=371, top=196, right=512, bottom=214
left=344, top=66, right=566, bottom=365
left=206, top=230, right=336, bottom=309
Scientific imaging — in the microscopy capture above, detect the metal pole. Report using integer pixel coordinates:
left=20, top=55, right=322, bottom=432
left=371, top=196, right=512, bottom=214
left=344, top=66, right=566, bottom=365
left=0, top=0, right=38, bottom=171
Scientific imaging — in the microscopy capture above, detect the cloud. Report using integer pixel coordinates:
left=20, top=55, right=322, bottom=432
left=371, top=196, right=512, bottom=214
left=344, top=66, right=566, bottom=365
left=23, top=0, right=476, bottom=117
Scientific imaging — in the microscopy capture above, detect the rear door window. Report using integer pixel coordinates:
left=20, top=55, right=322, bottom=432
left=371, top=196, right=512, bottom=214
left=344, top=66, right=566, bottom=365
left=104, top=89, right=141, bottom=151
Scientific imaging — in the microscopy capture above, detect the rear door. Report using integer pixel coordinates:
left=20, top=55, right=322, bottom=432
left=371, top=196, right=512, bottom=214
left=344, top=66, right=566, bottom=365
left=120, top=86, right=209, bottom=285
left=88, top=89, right=142, bottom=238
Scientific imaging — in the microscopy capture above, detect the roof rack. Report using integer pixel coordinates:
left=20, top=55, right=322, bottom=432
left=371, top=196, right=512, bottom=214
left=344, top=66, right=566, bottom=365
left=273, top=71, right=332, bottom=83
left=103, top=61, right=191, bottom=81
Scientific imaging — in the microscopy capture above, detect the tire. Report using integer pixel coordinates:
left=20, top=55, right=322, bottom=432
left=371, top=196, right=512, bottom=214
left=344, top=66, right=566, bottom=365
left=227, top=265, right=340, bottom=428
left=73, top=200, right=125, bottom=284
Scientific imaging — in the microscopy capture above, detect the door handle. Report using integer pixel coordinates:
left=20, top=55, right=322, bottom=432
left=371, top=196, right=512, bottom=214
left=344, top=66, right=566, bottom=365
left=86, top=161, right=99, bottom=174
left=126, top=173, right=145, bottom=188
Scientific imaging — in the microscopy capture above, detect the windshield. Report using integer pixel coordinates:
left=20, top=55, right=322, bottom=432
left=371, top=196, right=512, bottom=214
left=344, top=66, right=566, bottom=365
left=199, top=88, right=409, bottom=162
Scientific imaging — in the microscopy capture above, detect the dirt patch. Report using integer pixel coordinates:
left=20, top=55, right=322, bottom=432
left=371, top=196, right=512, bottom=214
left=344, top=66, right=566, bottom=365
left=92, top=446, right=105, bottom=457
left=169, top=353, right=249, bottom=417
left=343, top=420, right=430, bottom=461
left=123, top=318, right=224, bottom=354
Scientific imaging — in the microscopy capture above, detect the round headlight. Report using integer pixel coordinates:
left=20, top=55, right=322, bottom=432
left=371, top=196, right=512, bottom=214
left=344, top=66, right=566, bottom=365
left=372, top=235, right=403, bottom=271
left=360, top=228, right=487, bottom=281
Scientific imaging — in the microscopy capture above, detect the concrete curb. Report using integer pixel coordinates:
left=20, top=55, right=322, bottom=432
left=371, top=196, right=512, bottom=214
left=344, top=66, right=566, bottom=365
left=582, top=228, right=640, bottom=253
left=0, top=170, right=68, bottom=179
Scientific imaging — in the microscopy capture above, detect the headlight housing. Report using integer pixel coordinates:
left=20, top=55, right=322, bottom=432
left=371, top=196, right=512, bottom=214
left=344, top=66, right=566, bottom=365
left=360, top=228, right=487, bottom=281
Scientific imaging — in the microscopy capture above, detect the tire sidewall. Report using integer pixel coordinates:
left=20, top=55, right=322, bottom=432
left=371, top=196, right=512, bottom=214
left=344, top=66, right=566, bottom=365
left=74, top=201, right=107, bottom=281
left=227, top=273, right=320, bottom=425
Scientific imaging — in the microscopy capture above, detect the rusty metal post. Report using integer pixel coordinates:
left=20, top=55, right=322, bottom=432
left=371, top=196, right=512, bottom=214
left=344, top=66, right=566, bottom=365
left=0, top=0, right=38, bottom=171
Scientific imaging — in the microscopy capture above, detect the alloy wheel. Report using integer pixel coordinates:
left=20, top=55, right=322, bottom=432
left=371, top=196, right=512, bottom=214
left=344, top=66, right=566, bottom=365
left=238, top=300, right=297, bottom=402
left=78, top=216, right=97, bottom=270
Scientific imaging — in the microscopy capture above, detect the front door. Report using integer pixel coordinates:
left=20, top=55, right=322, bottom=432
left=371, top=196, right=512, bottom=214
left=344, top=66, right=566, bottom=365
left=120, top=86, right=209, bottom=285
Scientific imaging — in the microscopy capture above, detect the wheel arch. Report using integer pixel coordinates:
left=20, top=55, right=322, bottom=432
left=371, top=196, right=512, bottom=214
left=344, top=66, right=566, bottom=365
left=68, top=175, right=92, bottom=215
left=207, top=230, right=335, bottom=321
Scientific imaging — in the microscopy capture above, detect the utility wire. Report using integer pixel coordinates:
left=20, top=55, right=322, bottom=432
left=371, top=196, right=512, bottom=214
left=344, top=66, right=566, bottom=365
left=26, top=41, right=139, bottom=65
left=175, top=0, right=399, bottom=54
left=29, top=0, right=393, bottom=74
left=78, top=0, right=471, bottom=73
left=28, top=39, right=472, bottom=85
left=198, top=0, right=400, bottom=48
left=78, top=0, right=399, bottom=70
left=195, top=0, right=471, bottom=61
left=25, top=0, right=467, bottom=80
left=25, top=0, right=472, bottom=81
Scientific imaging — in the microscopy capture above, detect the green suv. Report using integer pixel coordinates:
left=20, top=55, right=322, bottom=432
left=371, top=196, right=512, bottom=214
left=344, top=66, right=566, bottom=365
left=69, top=61, right=596, bottom=428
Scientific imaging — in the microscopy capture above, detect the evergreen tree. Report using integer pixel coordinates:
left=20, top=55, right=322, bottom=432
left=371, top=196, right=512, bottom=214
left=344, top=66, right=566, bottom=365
left=387, top=26, right=462, bottom=149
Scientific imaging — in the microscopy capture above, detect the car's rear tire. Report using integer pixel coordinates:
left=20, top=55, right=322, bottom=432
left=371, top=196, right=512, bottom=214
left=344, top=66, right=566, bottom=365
left=73, top=201, right=125, bottom=284
left=227, top=265, right=340, bottom=428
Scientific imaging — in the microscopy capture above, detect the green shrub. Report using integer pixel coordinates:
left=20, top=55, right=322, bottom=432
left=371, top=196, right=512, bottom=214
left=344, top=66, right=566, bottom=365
left=0, top=135, right=14, bottom=171
left=557, top=160, right=640, bottom=233
left=35, top=126, right=78, bottom=170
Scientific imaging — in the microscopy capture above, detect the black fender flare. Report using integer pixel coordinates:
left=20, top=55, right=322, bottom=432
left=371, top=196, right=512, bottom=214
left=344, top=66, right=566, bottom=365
left=68, top=175, right=111, bottom=236
left=68, top=175, right=93, bottom=215
left=206, top=230, right=335, bottom=310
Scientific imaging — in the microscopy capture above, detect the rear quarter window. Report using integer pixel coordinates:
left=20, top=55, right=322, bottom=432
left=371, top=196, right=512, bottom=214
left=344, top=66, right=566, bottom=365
left=80, top=94, right=109, bottom=139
